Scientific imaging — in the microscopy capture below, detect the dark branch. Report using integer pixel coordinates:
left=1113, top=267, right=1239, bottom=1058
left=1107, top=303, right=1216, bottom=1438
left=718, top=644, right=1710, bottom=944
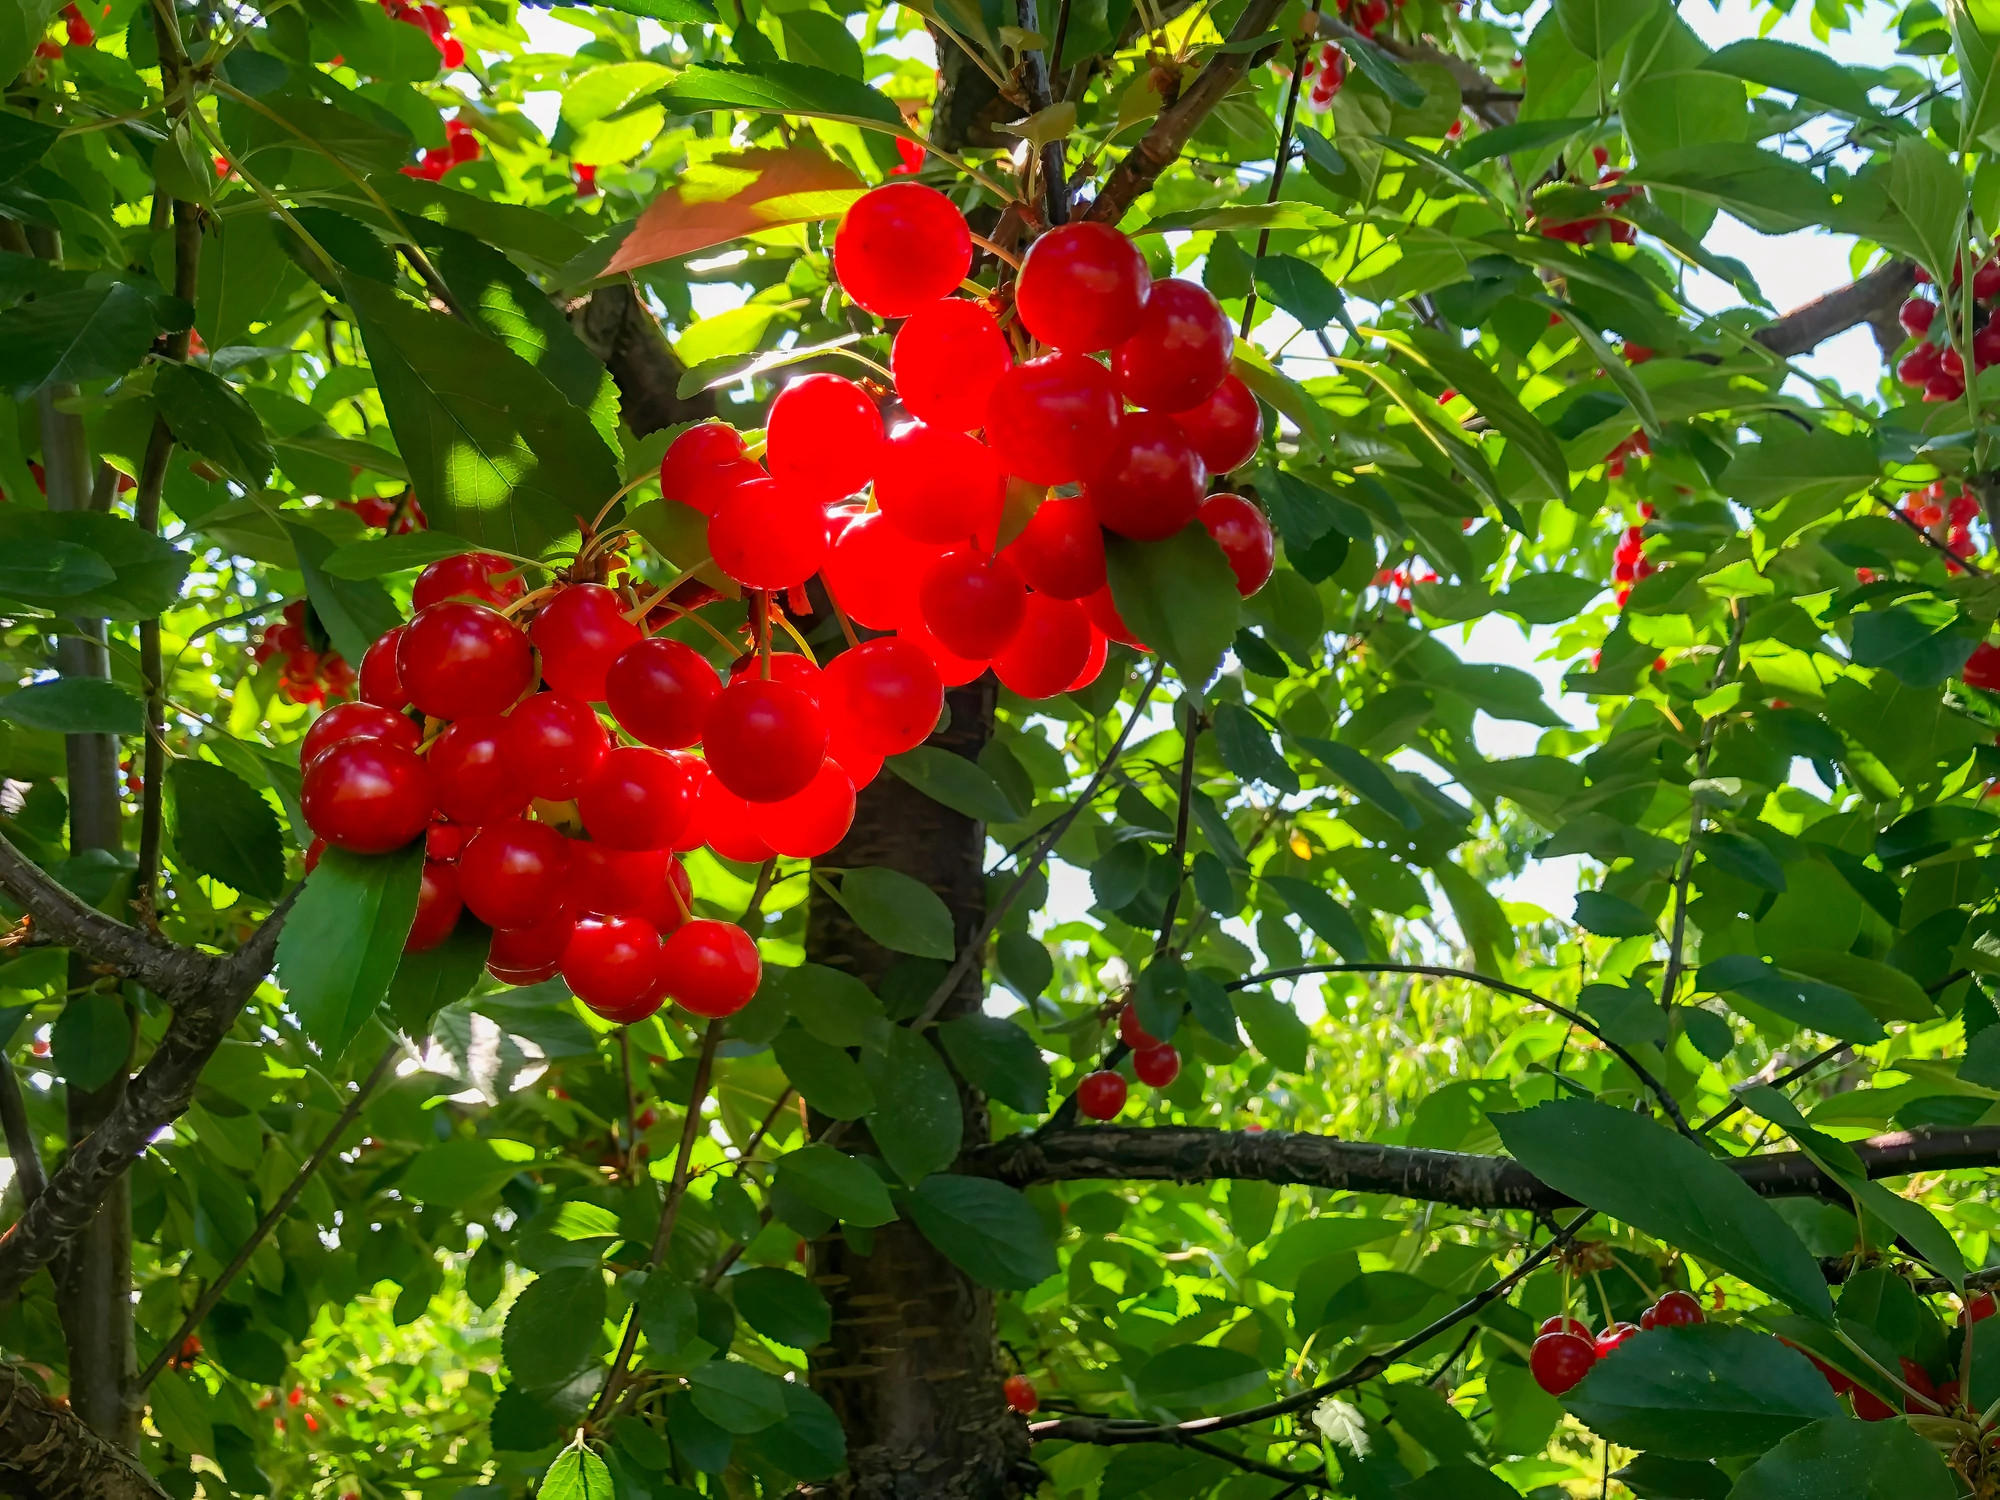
left=568, top=282, right=716, bottom=439
left=0, top=1358, right=170, bottom=1498
left=1753, top=257, right=1917, bottom=360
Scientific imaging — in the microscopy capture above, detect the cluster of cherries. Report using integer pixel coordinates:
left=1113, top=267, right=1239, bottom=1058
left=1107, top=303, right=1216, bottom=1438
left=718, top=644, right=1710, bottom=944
left=401, top=117, right=481, bottom=182
left=253, top=602, right=357, bottom=707
left=1069, top=1002, right=1184, bottom=1120
left=1370, top=563, right=1437, bottom=615
left=1898, top=477, right=1981, bottom=571
left=376, top=0, right=465, bottom=69
left=1528, top=1289, right=1704, bottom=1395
left=340, top=488, right=428, bottom=532
left=1895, top=259, right=2000, bottom=403
left=1532, top=148, right=1640, bottom=246
left=1611, top=502, right=1657, bottom=607
left=1602, top=428, right=1649, bottom=481
left=34, top=1, right=99, bottom=56
left=1792, top=1293, right=1992, bottom=1420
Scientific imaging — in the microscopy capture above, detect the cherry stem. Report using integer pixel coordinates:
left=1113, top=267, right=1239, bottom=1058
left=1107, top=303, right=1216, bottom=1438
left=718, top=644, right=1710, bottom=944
left=969, top=231, right=1024, bottom=270
left=590, top=469, right=658, bottom=536
left=769, top=608, right=820, bottom=667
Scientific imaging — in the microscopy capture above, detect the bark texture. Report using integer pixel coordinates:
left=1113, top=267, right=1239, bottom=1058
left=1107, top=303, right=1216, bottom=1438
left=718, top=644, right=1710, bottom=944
left=0, top=1360, right=168, bottom=1499
left=567, top=283, right=715, bottom=438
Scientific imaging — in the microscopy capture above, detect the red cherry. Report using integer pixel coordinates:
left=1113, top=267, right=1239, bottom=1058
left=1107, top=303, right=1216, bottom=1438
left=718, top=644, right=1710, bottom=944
left=1899, top=298, right=1936, bottom=338
left=359, top=628, right=408, bottom=710
left=1852, top=1386, right=1896, bottom=1420
left=1076, top=1070, right=1128, bottom=1120
left=659, top=422, right=748, bottom=515
left=832, top=183, right=972, bottom=317
left=1172, top=374, right=1263, bottom=473
left=874, top=424, right=1005, bottom=546
left=1016, top=222, right=1153, bottom=353
left=458, top=819, right=571, bottom=930
left=822, top=637, right=943, bottom=756
left=919, top=550, right=1027, bottom=660
left=1131, top=1042, right=1180, bottom=1087
left=1085, top=412, right=1207, bottom=541
left=630, top=855, right=695, bottom=933
left=397, top=602, right=534, bottom=720
left=1898, top=342, right=1942, bottom=386
left=573, top=842, right=671, bottom=916
left=1112, top=279, right=1233, bottom=413
left=1976, top=261, right=2000, bottom=300
left=662, top=919, right=762, bottom=1017
left=748, top=761, right=856, bottom=858
left=412, top=551, right=525, bottom=612
left=1002, top=1374, right=1039, bottom=1414
left=703, top=678, right=827, bottom=803
left=1198, top=494, right=1275, bottom=597
left=605, top=638, right=722, bottom=749
left=1537, top=1316, right=1591, bottom=1338
left=1967, top=1293, right=1996, bottom=1325
left=727, top=650, right=823, bottom=698
left=563, top=914, right=670, bottom=1022
left=1976, top=323, right=2000, bottom=370
left=893, top=299, right=1012, bottom=431
left=822, top=510, right=941, bottom=629
left=428, top=715, right=531, bottom=826
left=896, top=615, right=989, bottom=687
left=301, top=739, right=433, bottom=853
left=1117, top=1002, right=1161, bottom=1049
left=1530, top=1332, right=1597, bottom=1395
left=530, top=585, right=641, bottom=703
left=577, top=746, right=702, bottom=849
left=404, top=861, right=463, bottom=952
left=300, top=701, right=419, bottom=769
left=708, top=478, right=832, bottom=590
left=426, top=819, right=471, bottom=862
left=1004, top=496, right=1106, bottom=601
left=1066, top=629, right=1108, bottom=692
left=1594, top=1322, right=1640, bottom=1358
left=1640, top=1291, right=1704, bottom=1329
left=1081, top=584, right=1147, bottom=650
left=488, top=906, right=575, bottom=979
left=502, top=693, right=608, bottom=800
left=825, top=717, right=885, bottom=789
left=693, top=776, right=776, bottom=863
left=765, top=374, right=884, bottom=504
left=985, top=353, right=1122, bottom=486
left=993, top=594, right=1093, bottom=700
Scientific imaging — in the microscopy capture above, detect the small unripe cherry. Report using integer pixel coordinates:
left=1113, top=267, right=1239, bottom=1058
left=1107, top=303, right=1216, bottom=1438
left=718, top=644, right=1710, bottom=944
left=1132, top=1042, right=1180, bottom=1088
left=501, top=692, right=608, bottom=799
left=605, top=637, right=722, bottom=749
left=748, top=761, right=856, bottom=858
left=359, top=628, right=407, bottom=710
left=398, top=602, right=534, bottom=720
left=703, top=678, right=827, bottom=803
left=832, top=182, right=973, bottom=317
left=1530, top=1332, right=1597, bottom=1395
left=1003, top=496, right=1107, bottom=601
left=708, top=478, right=831, bottom=589
left=1086, top=412, right=1207, bottom=542
left=873, top=424, right=1005, bottom=546
left=302, top=739, right=433, bottom=853
left=458, top=818, right=571, bottom=931
left=985, top=353, right=1122, bottom=486
left=429, top=715, right=531, bottom=826
left=405, top=862, right=463, bottom=953
left=301, top=701, right=419, bottom=769
left=659, top=422, right=748, bottom=515
left=822, top=510, right=942, bottom=629
left=1112, top=278, right=1233, bottom=413
left=893, top=299, right=1012, bottom=431
left=693, top=775, right=776, bottom=863
left=766, top=374, right=883, bottom=504
left=993, top=594, right=1093, bottom=700
left=413, top=551, right=524, bottom=612
left=1076, top=1069, right=1128, bottom=1120
left=577, top=746, right=702, bottom=850
left=1003, top=1374, right=1040, bottom=1414
left=563, top=914, right=671, bottom=1022
left=919, top=550, right=1028, bottom=661
left=663, top=918, right=762, bottom=1017
left=1197, top=494, right=1275, bottom=597
left=1172, top=374, right=1263, bottom=473
left=1015, top=221, right=1152, bottom=353
left=530, top=584, right=641, bottom=702
left=822, top=636, right=944, bottom=756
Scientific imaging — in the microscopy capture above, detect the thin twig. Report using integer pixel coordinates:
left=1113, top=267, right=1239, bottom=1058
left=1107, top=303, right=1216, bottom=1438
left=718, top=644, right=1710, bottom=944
left=0, top=1057, right=47, bottom=1207
left=1152, top=696, right=1204, bottom=958
left=1241, top=0, right=1320, bottom=335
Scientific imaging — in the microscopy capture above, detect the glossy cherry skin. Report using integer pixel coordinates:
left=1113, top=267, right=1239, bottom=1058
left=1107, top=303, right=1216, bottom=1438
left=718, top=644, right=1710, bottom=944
left=727, top=650, right=823, bottom=698
left=1112, top=278, right=1233, bottom=413
left=1086, top=412, right=1208, bottom=542
left=1076, top=1070, right=1128, bottom=1120
left=1081, top=583, right=1148, bottom=650
left=429, top=716, right=531, bottom=826
left=662, top=919, right=762, bottom=1018
left=413, top=551, right=525, bottom=612
left=563, top=914, right=671, bottom=1021
left=301, top=739, right=433, bottom=854
left=1118, top=1003, right=1162, bottom=1049
left=708, top=478, right=831, bottom=590
left=766, top=374, right=884, bottom=504
left=823, top=637, right=944, bottom=756
left=832, top=183, right=973, bottom=317
left=1002, top=1374, right=1039, bottom=1414
left=694, top=775, right=776, bottom=863
left=1172, top=374, right=1263, bottom=473
left=458, top=818, right=571, bottom=931
left=359, top=627, right=408, bottom=710
left=1898, top=298, right=1936, bottom=338
left=573, top=842, right=672, bottom=916
left=822, top=509, right=941, bottom=629
left=703, top=678, right=827, bottom=804
left=1198, top=494, right=1276, bottom=597
left=994, top=594, right=1093, bottom=700
left=920, top=550, right=1028, bottom=661
left=1067, top=629, right=1108, bottom=692
left=397, top=602, right=534, bottom=720
left=1004, top=496, right=1106, bottom=601
left=577, top=746, right=702, bottom=850
left=1529, top=1332, right=1597, bottom=1395
left=1538, top=1316, right=1592, bottom=1338
left=825, top=716, right=885, bottom=790
left=500, top=692, right=608, bottom=800
left=1132, top=1042, right=1180, bottom=1087
left=488, top=905, right=575, bottom=978
left=897, top=614, right=990, bottom=687
left=659, top=422, right=748, bottom=515
left=985, top=353, right=1122, bottom=486
left=1594, top=1322, right=1640, bottom=1359
left=874, top=423, right=1005, bottom=546
left=1640, top=1291, right=1705, bottom=1329
left=405, top=861, right=463, bottom=953
left=530, top=584, right=641, bottom=702
left=893, top=298, right=1012, bottom=431
left=301, top=701, right=419, bottom=769
left=605, top=637, right=722, bottom=749
left=1015, top=222, right=1152, bottom=353
left=748, top=760, right=856, bottom=858
left=1964, top=641, right=2000, bottom=689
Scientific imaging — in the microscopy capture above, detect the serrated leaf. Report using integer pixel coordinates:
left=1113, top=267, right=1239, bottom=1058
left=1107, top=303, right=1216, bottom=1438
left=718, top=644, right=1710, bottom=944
left=0, top=678, right=142, bottom=734
left=276, top=843, right=424, bottom=1062
left=904, top=1174, right=1057, bottom=1291
left=1105, top=524, right=1241, bottom=687
left=168, top=757, right=285, bottom=900
left=937, top=1013, right=1050, bottom=1113
left=835, top=866, right=955, bottom=959
left=155, top=364, right=273, bottom=487
left=0, top=281, right=158, bottom=398
left=540, top=1445, right=615, bottom=1500
left=887, top=745, right=1020, bottom=822
left=861, top=1026, right=961, bottom=1184
left=729, top=1266, right=831, bottom=1349
left=773, top=1143, right=897, bottom=1226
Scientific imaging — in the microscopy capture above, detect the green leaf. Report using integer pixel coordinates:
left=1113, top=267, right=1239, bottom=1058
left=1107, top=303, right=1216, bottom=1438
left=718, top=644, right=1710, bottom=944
left=1574, top=890, right=1656, bottom=937
left=276, top=843, right=424, bottom=1062
left=905, top=1174, right=1058, bottom=1291
left=319, top=530, right=475, bottom=580
left=836, top=867, right=955, bottom=960
left=1341, top=31, right=1427, bottom=106
left=1620, top=142, right=1835, bottom=234
left=1262, top=876, right=1370, bottom=961
left=0, top=509, right=188, bottom=618
left=154, top=365, right=273, bottom=487
left=757, top=1382, right=848, bottom=1480
left=398, top=1135, right=537, bottom=1206
left=1449, top=115, right=1595, bottom=169
left=1406, top=327, right=1570, bottom=501
left=1295, top=736, right=1419, bottom=830
left=1105, top=524, right=1242, bottom=687
left=0, top=538, right=114, bottom=601
left=1235, top=990, right=1312, bottom=1071
left=0, top=282, right=158, bottom=398
left=861, top=1026, right=962, bottom=1184
left=149, top=1369, right=215, bottom=1459
left=1698, top=954, right=1886, bottom=1044
left=1849, top=605, right=1975, bottom=688
left=0, top=678, right=141, bottom=734
left=937, top=1014, right=1050, bottom=1113
left=729, top=1266, right=831, bottom=1349
left=1133, top=1343, right=1268, bottom=1406
left=385, top=916, right=492, bottom=1037
left=168, top=757, right=285, bottom=900
left=1253, top=254, right=1347, bottom=332
left=886, top=746, right=1019, bottom=823
left=1727, top=1415, right=1958, bottom=1499
left=1778, top=950, right=1933, bottom=1024
left=51, top=993, right=128, bottom=1091
left=0, top=113, right=60, bottom=185
left=1546, top=303, right=1661, bottom=437
left=540, top=1445, right=615, bottom=1500
left=1212, top=703, right=1299, bottom=793
left=1551, top=0, right=1650, bottom=55
left=656, top=61, right=904, bottom=130
left=1882, top=135, right=1967, bottom=283
left=1492, top=1099, right=1834, bottom=1320
left=503, top=1265, right=607, bottom=1392
left=773, top=1143, right=897, bottom=1227
left=687, top=1361, right=788, bottom=1433
left=1697, top=830, right=1787, bottom=892
left=1702, top=39, right=1879, bottom=116
left=771, top=1025, right=876, bottom=1119
left=284, top=521, right=404, bottom=670
left=763, top=963, right=889, bottom=1049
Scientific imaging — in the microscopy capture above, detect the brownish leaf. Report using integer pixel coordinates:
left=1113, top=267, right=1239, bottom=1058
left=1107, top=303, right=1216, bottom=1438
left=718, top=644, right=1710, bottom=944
left=606, top=146, right=867, bottom=274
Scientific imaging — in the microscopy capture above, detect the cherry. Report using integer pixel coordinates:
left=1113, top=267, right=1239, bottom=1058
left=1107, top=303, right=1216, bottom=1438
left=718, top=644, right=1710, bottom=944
left=1977, top=260, right=2000, bottom=300
left=1899, top=298, right=1936, bottom=338
left=1132, top=1042, right=1180, bottom=1087
left=1594, top=1322, right=1641, bottom=1358
left=1966, top=1292, right=1996, bottom=1325
left=693, top=776, right=776, bottom=863
left=605, top=637, right=722, bottom=749
left=458, top=818, right=570, bottom=931
left=1004, top=496, right=1106, bottom=601
left=1197, top=494, right=1276, bottom=597
left=405, top=861, right=463, bottom=953
left=660, top=422, right=749, bottom=515
left=985, top=353, right=1122, bottom=486
left=994, top=593, right=1093, bottom=700
left=893, top=298, right=1012, bottom=431
left=359, top=627, right=408, bottom=710
left=429, top=716, right=531, bottom=826
left=1530, top=1332, right=1597, bottom=1395
left=874, top=424, right=1005, bottom=546
left=898, top=615, right=990, bottom=687
left=1015, top=222, right=1153, bottom=353
left=573, top=842, right=672, bottom=916
left=398, top=602, right=534, bottom=720
left=766, top=374, right=884, bottom=504
left=1067, top=629, right=1108, bottom=692
left=832, top=182, right=973, bottom=317
left=825, top=717, right=885, bottom=789
left=1851, top=1386, right=1896, bottom=1421
left=1640, top=1290, right=1704, bottom=1329
left=577, top=746, right=702, bottom=849
left=662, top=918, right=762, bottom=1017
left=1086, top=413, right=1207, bottom=541
left=625, top=854, right=694, bottom=932
left=704, top=678, right=827, bottom=803
left=502, top=692, right=608, bottom=799
left=1898, top=343, right=1942, bottom=386
left=1002, top=1374, right=1039, bottom=1414
left=1172, top=374, right=1264, bottom=473
left=919, top=550, right=1027, bottom=661
left=1537, top=1316, right=1592, bottom=1338
left=300, top=701, right=419, bottom=769
left=728, top=651, right=822, bottom=697
left=1076, top=1070, right=1128, bottom=1120
left=563, top=914, right=671, bottom=1021
left=709, top=477, right=832, bottom=590
left=487, top=906, right=574, bottom=981
left=1118, top=1003, right=1161, bottom=1049
left=426, top=819, right=470, bottom=862
left=1112, top=278, right=1233, bottom=413
left=822, top=636, right=944, bottom=756
left=748, top=760, right=856, bottom=858
left=1081, top=584, right=1148, bottom=650
left=822, top=509, right=940, bottom=629
left=301, top=739, right=433, bottom=853
left=412, top=551, right=524, bottom=612
left=530, top=585, right=641, bottom=702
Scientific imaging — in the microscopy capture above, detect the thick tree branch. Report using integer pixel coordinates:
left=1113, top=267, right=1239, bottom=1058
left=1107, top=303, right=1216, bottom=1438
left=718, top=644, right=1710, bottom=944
left=568, top=282, right=715, bottom=439
left=1753, top=257, right=1917, bottom=360
left=0, top=1359, right=170, bottom=1499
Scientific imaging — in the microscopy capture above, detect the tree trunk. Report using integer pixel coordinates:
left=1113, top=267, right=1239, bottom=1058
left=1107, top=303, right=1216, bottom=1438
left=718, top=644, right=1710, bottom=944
left=804, top=680, right=1033, bottom=1500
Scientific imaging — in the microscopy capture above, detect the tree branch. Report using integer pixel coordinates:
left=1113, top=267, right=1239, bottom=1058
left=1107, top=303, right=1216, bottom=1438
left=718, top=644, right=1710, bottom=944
left=1753, top=257, right=1917, bottom=360
left=0, top=1055, right=47, bottom=1208
left=0, top=1358, right=170, bottom=1499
